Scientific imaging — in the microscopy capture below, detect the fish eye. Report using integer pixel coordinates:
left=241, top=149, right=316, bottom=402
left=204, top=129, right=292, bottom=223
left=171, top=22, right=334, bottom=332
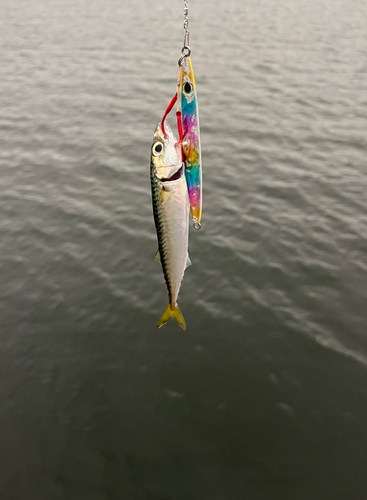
left=183, top=82, right=193, bottom=95
left=152, top=142, right=163, bottom=157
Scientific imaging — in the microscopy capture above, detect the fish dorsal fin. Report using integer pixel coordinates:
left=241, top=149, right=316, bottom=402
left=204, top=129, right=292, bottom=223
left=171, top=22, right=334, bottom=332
left=186, top=254, right=192, bottom=269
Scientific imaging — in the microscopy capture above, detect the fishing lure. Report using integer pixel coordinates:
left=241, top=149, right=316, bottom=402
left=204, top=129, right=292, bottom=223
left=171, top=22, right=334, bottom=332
left=162, top=0, right=202, bottom=230
left=177, top=54, right=202, bottom=229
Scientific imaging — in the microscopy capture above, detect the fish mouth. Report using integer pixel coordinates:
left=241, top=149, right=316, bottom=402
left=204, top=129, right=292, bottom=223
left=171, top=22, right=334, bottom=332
left=160, top=165, right=183, bottom=182
left=154, top=123, right=164, bottom=139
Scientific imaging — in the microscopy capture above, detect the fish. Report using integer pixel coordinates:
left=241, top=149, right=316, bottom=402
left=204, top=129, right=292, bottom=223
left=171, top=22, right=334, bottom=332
left=177, top=56, right=202, bottom=229
left=150, top=121, right=191, bottom=330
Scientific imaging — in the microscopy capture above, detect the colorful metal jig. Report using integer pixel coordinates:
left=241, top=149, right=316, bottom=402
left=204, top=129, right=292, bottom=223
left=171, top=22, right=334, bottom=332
left=177, top=55, right=202, bottom=230
left=161, top=0, right=202, bottom=230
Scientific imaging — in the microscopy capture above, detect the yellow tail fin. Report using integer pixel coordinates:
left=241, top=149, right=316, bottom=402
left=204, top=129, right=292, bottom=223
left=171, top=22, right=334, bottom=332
left=157, top=303, right=186, bottom=330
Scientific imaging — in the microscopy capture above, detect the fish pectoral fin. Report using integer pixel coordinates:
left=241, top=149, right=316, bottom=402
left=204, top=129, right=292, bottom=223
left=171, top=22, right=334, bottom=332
left=157, top=303, right=186, bottom=331
left=155, top=250, right=161, bottom=263
left=159, top=188, right=170, bottom=204
left=185, top=254, right=192, bottom=269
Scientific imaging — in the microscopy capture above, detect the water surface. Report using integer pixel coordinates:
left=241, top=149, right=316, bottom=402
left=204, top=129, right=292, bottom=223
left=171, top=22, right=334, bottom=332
left=0, top=0, right=366, bottom=499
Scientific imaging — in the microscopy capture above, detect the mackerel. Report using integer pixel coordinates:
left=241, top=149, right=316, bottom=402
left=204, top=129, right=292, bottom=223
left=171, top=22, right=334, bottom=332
left=150, top=122, right=191, bottom=330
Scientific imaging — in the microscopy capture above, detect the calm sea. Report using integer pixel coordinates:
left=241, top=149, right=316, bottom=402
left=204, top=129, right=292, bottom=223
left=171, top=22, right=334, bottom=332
left=0, top=0, right=366, bottom=498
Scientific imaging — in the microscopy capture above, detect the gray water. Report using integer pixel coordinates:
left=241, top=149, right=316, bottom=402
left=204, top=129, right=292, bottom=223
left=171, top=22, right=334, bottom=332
left=0, top=0, right=366, bottom=498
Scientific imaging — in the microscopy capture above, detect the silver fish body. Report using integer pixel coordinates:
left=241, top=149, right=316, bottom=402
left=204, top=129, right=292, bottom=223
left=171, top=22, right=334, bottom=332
left=150, top=122, right=190, bottom=329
